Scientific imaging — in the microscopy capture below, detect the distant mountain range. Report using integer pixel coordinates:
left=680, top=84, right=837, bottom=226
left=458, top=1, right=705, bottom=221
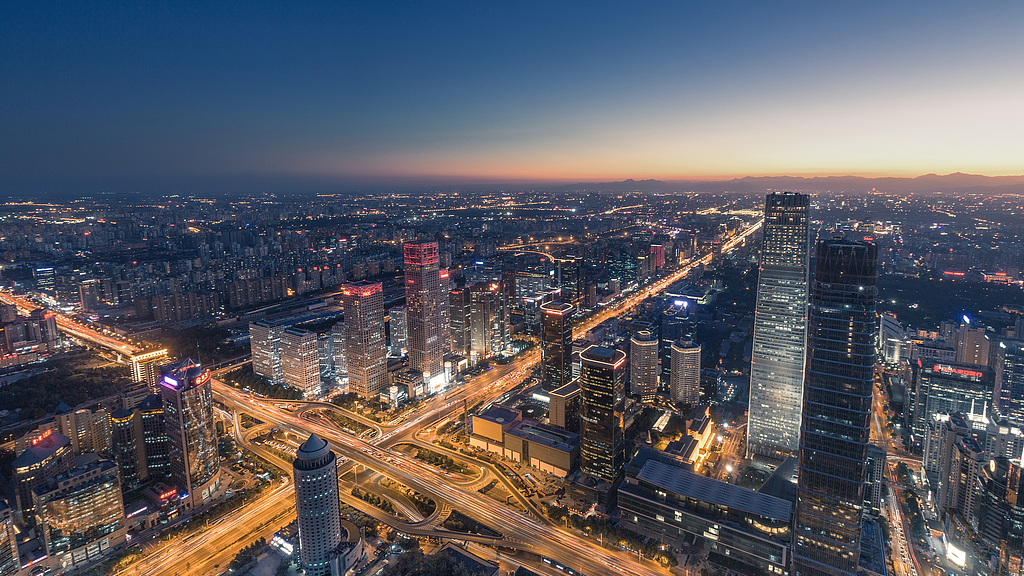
left=558, top=173, right=1024, bottom=193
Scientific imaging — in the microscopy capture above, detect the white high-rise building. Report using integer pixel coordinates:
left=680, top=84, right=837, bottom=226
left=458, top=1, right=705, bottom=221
left=250, top=320, right=284, bottom=383
left=341, top=281, right=387, bottom=400
left=281, top=328, right=321, bottom=398
left=747, top=192, right=810, bottom=461
left=293, top=434, right=342, bottom=576
left=670, top=340, right=701, bottom=404
left=629, top=330, right=658, bottom=402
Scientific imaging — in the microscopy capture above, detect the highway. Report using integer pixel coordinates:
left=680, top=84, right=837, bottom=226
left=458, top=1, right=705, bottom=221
left=0, top=291, right=143, bottom=355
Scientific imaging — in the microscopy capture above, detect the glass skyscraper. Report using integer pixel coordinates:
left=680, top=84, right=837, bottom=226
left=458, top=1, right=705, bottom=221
left=579, top=345, right=626, bottom=484
left=793, top=239, right=878, bottom=576
left=293, top=434, right=342, bottom=576
left=160, top=359, right=221, bottom=509
left=340, top=280, right=387, bottom=400
left=404, top=242, right=446, bottom=393
left=541, top=301, right=574, bottom=392
left=747, top=192, right=810, bottom=461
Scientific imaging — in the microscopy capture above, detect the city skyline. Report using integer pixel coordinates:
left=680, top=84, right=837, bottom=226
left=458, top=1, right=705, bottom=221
left=2, top=2, right=1023, bottom=194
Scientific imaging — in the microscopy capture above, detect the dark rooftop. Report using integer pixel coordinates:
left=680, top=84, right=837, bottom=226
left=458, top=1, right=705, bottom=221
left=637, top=459, right=792, bottom=521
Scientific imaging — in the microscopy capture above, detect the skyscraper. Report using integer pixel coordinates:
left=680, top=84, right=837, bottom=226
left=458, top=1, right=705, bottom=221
left=388, top=305, right=408, bottom=357
left=250, top=320, right=284, bottom=383
left=470, top=282, right=506, bottom=360
left=630, top=330, right=658, bottom=402
left=747, top=191, right=810, bottom=461
left=670, top=340, right=701, bottom=405
left=793, top=239, right=878, bottom=576
left=541, top=302, right=575, bottom=392
left=160, top=359, right=222, bottom=509
left=340, top=281, right=387, bottom=400
left=404, top=242, right=446, bottom=392
left=293, top=434, right=342, bottom=576
left=448, top=286, right=471, bottom=357
left=996, top=338, right=1024, bottom=421
left=579, top=346, right=626, bottom=484
left=280, top=327, right=322, bottom=398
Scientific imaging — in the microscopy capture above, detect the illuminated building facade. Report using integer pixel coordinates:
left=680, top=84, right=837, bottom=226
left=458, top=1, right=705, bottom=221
left=11, top=430, right=74, bottom=524
left=160, top=359, right=221, bottom=509
left=449, top=286, right=471, bottom=357
left=793, top=239, right=877, bottom=576
left=629, top=330, right=658, bottom=402
left=340, top=281, right=387, bottom=400
left=996, top=338, right=1024, bottom=422
left=0, top=502, right=18, bottom=576
left=129, top=349, right=169, bottom=391
left=293, top=434, right=342, bottom=576
left=670, top=340, right=701, bottom=405
left=33, top=457, right=126, bottom=570
left=579, top=346, right=626, bottom=484
left=404, top=242, right=446, bottom=391
left=541, top=302, right=574, bottom=392
left=912, top=359, right=995, bottom=435
left=250, top=320, right=284, bottom=383
left=281, top=327, right=322, bottom=398
left=748, top=191, right=810, bottom=462
left=470, top=282, right=506, bottom=360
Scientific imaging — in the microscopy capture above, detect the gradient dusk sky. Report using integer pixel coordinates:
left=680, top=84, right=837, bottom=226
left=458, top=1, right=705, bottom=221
left=2, top=1, right=1023, bottom=194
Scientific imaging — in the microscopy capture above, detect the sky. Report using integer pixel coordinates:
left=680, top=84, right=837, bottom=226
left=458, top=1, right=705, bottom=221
left=2, top=1, right=1023, bottom=194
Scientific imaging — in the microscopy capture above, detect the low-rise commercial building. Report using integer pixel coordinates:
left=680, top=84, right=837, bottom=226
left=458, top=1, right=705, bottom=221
left=502, top=420, right=579, bottom=477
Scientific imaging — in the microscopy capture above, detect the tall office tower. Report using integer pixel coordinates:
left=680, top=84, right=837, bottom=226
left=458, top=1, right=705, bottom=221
left=470, top=282, right=506, bottom=360
left=541, top=302, right=575, bottom=392
left=137, top=394, right=169, bottom=479
left=160, top=359, right=221, bottom=509
left=32, top=458, right=126, bottom=569
left=449, top=287, right=472, bottom=357
left=78, top=281, right=99, bottom=311
left=389, top=305, right=408, bottom=357
left=340, top=281, right=387, bottom=400
left=129, top=349, right=169, bottom=392
left=34, top=266, right=56, bottom=296
left=670, top=340, right=701, bottom=405
left=650, top=244, right=665, bottom=271
left=579, top=346, right=626, bottom=484
left=911, top=360, right=994, bottom=436
left=28, top=309, right=59, bottom=351
left=439, top=268, right=452, bottom=359
left=331, top=322, right=347, bottom=381
left=995, top=339, right=1024, bottom=421
left=404, top=242, right=446, bottom=392
left=317, top=333, right=335, bottom=387
left=793, top=239, right=878, bottom=576
left=0, top=501, right=19, bottom=576
left=280, top=328, right=322, bottom=398
left=630, top=331, right=658, bottom=401
left=250, top=320, right=284, bottom=383
left=556, top=256, right=584, bottom=304
left=11, top=430, right=74, bottom=523
left=110, top=408, right=145, bottom=489
left=747, top=191, right=810, bottom=461
left=660, top=301, right=695, bottom=385
left=293, top=434, right=342, bottom=576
